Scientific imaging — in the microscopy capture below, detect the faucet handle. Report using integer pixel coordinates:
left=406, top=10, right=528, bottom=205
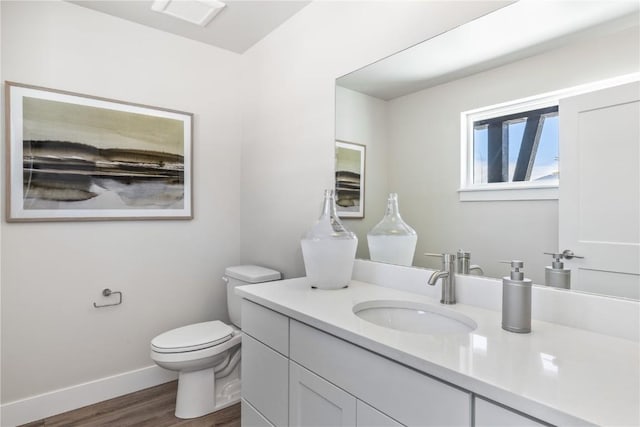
left=424, top=253, right=455, bottom=262
left=425, top=253, right=456, bottom=272
left=424, top=252, right=443, bottom=258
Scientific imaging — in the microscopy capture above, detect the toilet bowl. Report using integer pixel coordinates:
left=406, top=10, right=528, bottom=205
left=150, top=265, right=281, bottom=419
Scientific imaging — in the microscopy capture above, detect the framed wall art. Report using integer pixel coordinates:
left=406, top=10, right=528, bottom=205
left=5, top=82, right=193, bottom=221
left=335, top=140, right=365, bottom=218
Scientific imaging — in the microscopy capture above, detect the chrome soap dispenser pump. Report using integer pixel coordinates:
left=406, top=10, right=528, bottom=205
left=543, top=250, right=584, bottom=289
left=501, top=260, right=532, bottom=334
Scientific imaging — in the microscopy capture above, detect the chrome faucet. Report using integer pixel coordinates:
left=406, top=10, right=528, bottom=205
left=456, top=250, right=484, bottom=275
left=425, top=253, right=456, bottom=304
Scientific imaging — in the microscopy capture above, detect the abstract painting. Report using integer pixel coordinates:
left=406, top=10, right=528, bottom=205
left=335, top=140, right=365, bottom=218
left=5, top=82, right=193, bottom=221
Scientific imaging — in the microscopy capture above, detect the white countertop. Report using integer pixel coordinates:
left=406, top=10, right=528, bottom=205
left=237, top=277, right=640, bottom=427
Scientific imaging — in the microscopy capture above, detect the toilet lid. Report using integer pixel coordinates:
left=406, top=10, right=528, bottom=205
left=151, top=320, right=233, bottom=353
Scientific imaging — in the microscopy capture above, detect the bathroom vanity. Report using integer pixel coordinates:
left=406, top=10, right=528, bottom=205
left=236, top=262, right=639, bottom=427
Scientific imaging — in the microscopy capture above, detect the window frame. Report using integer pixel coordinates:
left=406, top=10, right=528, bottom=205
left=460, top=95, right=560, bottom=202
left=459, top=74, right=639, bottom=202
left=474, top=105, right=558, bottom=184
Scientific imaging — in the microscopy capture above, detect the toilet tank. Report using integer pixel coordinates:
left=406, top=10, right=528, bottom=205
left=224, top=265, right=281, bottom=328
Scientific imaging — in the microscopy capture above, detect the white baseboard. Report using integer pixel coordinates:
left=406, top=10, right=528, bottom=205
left=0, top=365, right=178, bottom=427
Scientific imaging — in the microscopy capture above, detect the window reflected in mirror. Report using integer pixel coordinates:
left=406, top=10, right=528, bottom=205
left=472, top=106, right=559, bottom=185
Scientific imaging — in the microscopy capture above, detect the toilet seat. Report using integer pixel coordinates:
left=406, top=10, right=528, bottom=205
left=151, top=320, right=233, bottom=353
left=151, top=329, right=241, bottom=367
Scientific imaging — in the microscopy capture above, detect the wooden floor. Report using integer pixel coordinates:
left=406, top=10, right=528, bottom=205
left=20, top=381, right=241, bottom=427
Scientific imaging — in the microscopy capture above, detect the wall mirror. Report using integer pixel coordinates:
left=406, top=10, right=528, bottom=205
left=335, top=1, right=639, bottom=300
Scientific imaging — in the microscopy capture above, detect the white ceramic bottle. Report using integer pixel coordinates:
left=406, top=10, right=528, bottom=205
left=301, top=189, right=358, bottom=289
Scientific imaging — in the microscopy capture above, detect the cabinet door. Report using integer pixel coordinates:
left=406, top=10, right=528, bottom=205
left=290, top=361, right=356, bottom=427
left=242, top=334, right=289, bottom=427
left=290, top=320, right=471, bottom=426
left=242, top=399, right=275, bottom=427
left=475, top=398, right=546, bottom=427
left=357, top=400, right=404, bottom=427
left=242, top=299, right=289, bottom=355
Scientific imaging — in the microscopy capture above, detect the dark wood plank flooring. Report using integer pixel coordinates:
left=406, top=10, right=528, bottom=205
left=19, top=381, right=240, bottom=427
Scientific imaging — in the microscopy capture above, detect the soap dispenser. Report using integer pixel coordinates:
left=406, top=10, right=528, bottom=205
left=544, top=253, right=570, bottom=289
left=501, top=260, right=532, bottom=334
left=543, top=250, right=583, bottom=289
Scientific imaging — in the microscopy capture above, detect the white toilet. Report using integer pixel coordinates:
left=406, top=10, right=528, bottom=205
left=150, top=265, right=281, bottom=419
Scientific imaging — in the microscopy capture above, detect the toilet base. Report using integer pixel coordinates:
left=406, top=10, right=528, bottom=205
left=174, top=365, right=241, bottom=419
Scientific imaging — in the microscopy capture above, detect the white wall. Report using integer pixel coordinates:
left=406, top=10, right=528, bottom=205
left=239, top=0, right=510, bottom=279
left=1, top=0, right=243, bottom=404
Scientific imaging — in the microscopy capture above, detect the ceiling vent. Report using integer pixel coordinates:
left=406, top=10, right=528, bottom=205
left=151, top=0, right=226, bottom=27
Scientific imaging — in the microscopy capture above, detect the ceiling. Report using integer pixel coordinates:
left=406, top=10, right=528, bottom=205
left=68, top=0, right=312, bottom=54
left=337, top=0, right=640, bottom=100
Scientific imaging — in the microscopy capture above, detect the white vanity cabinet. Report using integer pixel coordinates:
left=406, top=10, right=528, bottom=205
left=474, top=398, right=547, bottom=427
left=289, top=362, right=356, bottom=426
left=289, top=319, right=470, bottom=426
left=242, top=399, right=276, bottom=427
left=236, top=275, right=640, bottom=426
left=241, top=298, right=556, bottom=427
left=356, top=401, right=404, bottom=427
left=241, top=300, right=290, bottom=427
left=241, top=299, right=470, bottom=427
left=289, top=361, right=403, bottom=427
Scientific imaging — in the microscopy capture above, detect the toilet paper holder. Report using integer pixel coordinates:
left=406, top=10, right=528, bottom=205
left=93, top=288, right=123, bottom=308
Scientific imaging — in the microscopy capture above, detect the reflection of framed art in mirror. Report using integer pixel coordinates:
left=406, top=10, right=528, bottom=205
left=335, top=140, right=365, bottom=219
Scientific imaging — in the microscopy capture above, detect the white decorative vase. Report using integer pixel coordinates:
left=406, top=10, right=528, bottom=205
left=367, top=193, right=417, bottom=266
left=301, top=189, right=358, bottom=289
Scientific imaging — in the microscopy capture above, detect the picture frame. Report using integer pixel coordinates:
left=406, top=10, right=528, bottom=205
left=5, top=81, right=193, bottom=221
left=335, top=140, right=365, bottom=218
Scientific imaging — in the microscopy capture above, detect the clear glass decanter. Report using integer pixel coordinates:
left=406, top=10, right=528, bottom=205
left=301, top=189, right=358, bottom=289
left=367, top=193, right=417, bottom=266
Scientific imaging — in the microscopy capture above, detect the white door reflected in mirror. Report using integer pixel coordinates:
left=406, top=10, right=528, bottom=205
left=559, top=81, right=640, bottom=300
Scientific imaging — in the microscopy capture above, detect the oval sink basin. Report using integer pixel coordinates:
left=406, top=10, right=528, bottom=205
left=353, top=300, right=477, bottom=335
